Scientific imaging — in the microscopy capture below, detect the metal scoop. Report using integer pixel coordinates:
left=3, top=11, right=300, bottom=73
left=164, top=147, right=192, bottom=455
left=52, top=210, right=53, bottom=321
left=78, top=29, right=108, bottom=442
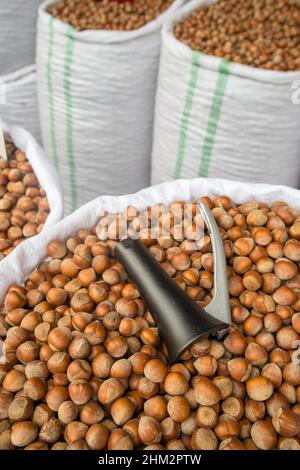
left=115, top=202, right=231, bottom=364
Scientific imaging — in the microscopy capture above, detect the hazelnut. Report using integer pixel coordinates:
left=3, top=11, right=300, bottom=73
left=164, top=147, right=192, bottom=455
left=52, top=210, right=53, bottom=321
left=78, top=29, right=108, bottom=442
left=85, top=423, right=110, bottom=450
left=164, top=372, right=189, bottom=396
left=129, top=352, right=150, bottom=375
left=70, top=292, right=94, bottom=313
left=68, top=380, right=93, bottom=405
left=266, top=393, right=290, bottom=418
left=272, top=408, right=300, bottom=437
left=144, top=358, right=168, bottom=383
left=84, top=321, right=106, bottom=345
left=250, top=420, right=277, bottom=450
left=106, top=335, right=128, bottom=358
left=194, top=355, right=217, bottom=377
left=283, top=362, right=300, bottom=386
left=24, top=440, right=49, bottom=451
left=137, top=377, right=159, bottom=399
left=64, top=421, right=88, bottom=444
left=92, top=352, right=113, bottom=378
left=46, top=386, right=69, bottom=411
left=110, top=397, right=135, bottom=425
left=191, top=428, right=218, bottom=450
left=138, top=416, right=162, bottom=445
left=227, top=358, right=252, bottom=382
left=195, top=406, right=218, bottom=429
left=194, top=377, right=221, bottom=406
left=73, top=244, right=91, bottom=269
left=66, top=439, right=89, bottom=450
left=47, top=327, right=72, bottom=352
left=67, top=359, right=92, bottom=382
left=221, top=397, right=244, bottom=421
left=24, top=377, right=47, bottom=401
left=3, top=369, right=26, bottom=392
left=8, top=397, right=34, bottom=422
left=123, top=419, right=142, bottom=447
left=214, top=414, right=240, bottom=440
left=219, top=437, right=245, bottom=450
left=16, top=341, right=39, bottom=364
left=107, top=429, right=133, bottom=450
left=68, top=336, right=91, bottom=359
left=79, top=402, right=104, bottom=425
left=57, top=401, right=78, bottom=425
left=167, top=396, right=190, bottom=423
left=32, top=404, right=54, bottom=427
left=39, top=417, right=62, bottom=443
left=144, top=396, right=168, bottom=421
left=261, top=363, right=283, bottom=388
left=47, top=240, right=67, bottom=259
left=98, top=378, right=125, bottom=405
left=213, top=376, right=233, bottom=400
left=11, top=421, right=38, bottom=447
left=47, top=351, right=71, bottom=374
left=111, top=359, right=132, bottom=379
left=224, top=332, right=247, bottom=355
left=246, top=376, right=273, bottom=401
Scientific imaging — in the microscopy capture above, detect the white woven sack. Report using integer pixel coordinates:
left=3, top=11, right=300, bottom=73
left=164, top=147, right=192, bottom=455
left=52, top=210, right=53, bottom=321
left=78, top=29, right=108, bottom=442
left=151, top=0, right=300, bottom=188
left=0, top=0, right=43, bottom=75
left=0, top=177, right=299, bottom=301
left=0, top=122, right=63, bottom=268
left=37, top=0, right=187, bottom=215
left=1, top=66, right=41, bottom=144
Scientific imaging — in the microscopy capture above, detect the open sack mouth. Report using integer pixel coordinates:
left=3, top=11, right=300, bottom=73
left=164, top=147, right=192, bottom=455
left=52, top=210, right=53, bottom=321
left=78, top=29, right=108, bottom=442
left=0, top=179, right=300, bottom=451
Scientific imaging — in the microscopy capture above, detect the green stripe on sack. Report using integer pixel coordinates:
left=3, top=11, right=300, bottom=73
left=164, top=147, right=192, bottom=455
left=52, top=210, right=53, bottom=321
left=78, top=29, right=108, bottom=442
left=47, top=16, right=59, bottom=171
left=64, top=26, right=77, bottom=212
left=199, top=59, right=230, bottom=177
left=174, top=51, right=200, bottom=179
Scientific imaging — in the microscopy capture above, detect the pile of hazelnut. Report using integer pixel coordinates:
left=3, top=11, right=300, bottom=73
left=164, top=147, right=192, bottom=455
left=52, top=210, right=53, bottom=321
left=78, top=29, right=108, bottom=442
left=0, top=141, right=50, bottom=260
left=0, top=195, right=300, bottom=450
left=174, top=0, right=300, bottom=72
left=48, top=0, right=173, bottom=31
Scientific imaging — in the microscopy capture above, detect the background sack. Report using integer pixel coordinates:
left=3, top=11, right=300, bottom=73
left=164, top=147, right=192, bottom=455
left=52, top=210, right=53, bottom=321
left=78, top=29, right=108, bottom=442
left=0, top=0, right=43, bottom=75
left=2, top=122, right=64, bottom=248
left=1, top=66, right=41, bottom=144
left=37, top=0, right=187, bottom=214
left=151, top=0, right=300, bottom=189
left=0, top=176, right=299, bottom=301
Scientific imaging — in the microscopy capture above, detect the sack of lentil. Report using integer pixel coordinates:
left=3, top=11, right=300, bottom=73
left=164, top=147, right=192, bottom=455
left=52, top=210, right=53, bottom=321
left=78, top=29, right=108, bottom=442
left=1, top=66, right=42, bottom=144
left=151, top=0, right=300, bottom=188
left=37, top=0, right=186, bottom=214
left=0, top=0, right=43, bottom=75
left=0, top=176, right=299, bottom=300
left=0, top=121, right=64, bottom=263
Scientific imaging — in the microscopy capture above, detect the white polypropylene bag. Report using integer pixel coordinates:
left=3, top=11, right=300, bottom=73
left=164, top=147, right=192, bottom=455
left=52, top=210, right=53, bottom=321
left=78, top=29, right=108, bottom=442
left=0, top=0, right=43, bottom=75
left=0, top=177, right=299, bottom=301
left=37, top=0, right=187, bottom=214
left=151, top=0, right=300, bottom=188
left=2, top=122, right=63, bottom=245
left=1, top=66, right=41, bottom=144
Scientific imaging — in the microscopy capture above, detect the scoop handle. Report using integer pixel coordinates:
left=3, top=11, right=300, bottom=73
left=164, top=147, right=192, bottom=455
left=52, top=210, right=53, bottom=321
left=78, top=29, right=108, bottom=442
left=115, top=237, right=228, bottom=364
